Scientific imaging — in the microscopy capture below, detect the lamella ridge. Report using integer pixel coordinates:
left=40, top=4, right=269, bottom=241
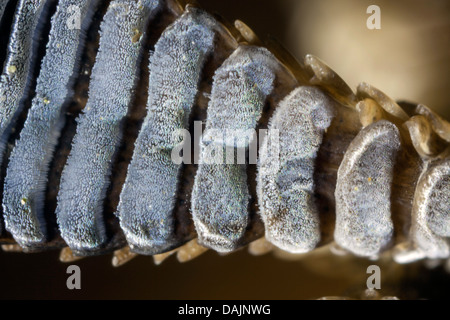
left=191, top=45, right=277, bottom=252
left=0, top=0, right=50, bottom=166
left=334, top=120, right=400, bottom=258
left=117, top=7, right=216, bottom=255
left=3, top=0, right=99, bottom=248
left=56, top=0, right=160, bottom=254
left=257, top=86, right=335, bottom=253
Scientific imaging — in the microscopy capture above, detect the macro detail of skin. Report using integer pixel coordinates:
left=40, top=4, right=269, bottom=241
left=257, top=86, right=335, bottom=254
left=0, top=0, right=448, bottom=270
left=118, top=7, right=217, bottom=255
left=55, top=0, right=160, bottom=255
left=3, top=0, right=99, bottom=250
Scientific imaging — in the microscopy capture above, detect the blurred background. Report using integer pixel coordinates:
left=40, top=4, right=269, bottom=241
left=0, top=0, right=449, bottom=299
left=199, top=0, right=450, bottom=118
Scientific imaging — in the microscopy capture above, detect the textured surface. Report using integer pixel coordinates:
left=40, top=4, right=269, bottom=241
left=334, top=120, right=400, bottom=257
left=56, top=0, right=160, bottom=254
left=201, top=46, right=278, bottom=148
left=0, top=0, right=48, bottom=160
left=0, top=0, right=447, bottom=271
left=426, top=159, right=450, bottom=237
left=0, top=0, right=449, bottom=301
left=406, top=156, right=450, bottom=260
left=117, top=7, right=216, bottom=255
left=257, top=86, right=334, bottom=253
left=0, top=1, right=8, bottom=23
left=3, top=0, right=98, bottom=248
left=191, top=45, right=277, bottom=252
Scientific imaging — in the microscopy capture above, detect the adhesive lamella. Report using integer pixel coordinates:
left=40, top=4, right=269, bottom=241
left=257, top=86, right=335, bottom=254
left=117, top=7, right=217, bottom=255
left=0, top=0, right=448, bottom=266
left=3, top=0, right=99, bottom=248
left=191, top=45, right=277, bottom=253
left=56, top=0, right=160, bottom=253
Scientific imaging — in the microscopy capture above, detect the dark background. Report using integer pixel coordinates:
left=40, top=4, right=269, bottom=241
left=0, top=0, right=449, bottom=299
